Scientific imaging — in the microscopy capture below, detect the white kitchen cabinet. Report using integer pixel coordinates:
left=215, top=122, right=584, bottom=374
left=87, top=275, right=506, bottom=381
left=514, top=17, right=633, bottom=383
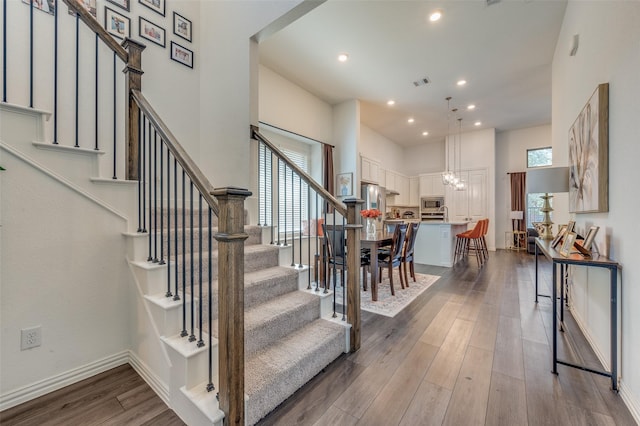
left=378, top=167, right=386, bottom=188
left=361, top=155, right=380, bottom=183
left=385, top=170, right=396, bottom=192
left=409, top=177, right=420, bottom=206
left=397, top=174, right=409, bottom=205
left=419, top=172, right=446, bottom=197
left=447, top=169, right=487, bottom=227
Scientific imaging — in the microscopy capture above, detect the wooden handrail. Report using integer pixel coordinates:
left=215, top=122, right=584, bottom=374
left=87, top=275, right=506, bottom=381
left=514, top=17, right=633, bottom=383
left=132, top=90, right=220, bottom=216
left=62, top=0, right=128, bottom=63
left=251, top=125, right=347, bottom=217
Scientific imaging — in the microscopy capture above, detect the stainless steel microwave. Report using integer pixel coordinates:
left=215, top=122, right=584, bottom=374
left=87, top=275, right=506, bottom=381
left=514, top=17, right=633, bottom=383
left=421, top=197, right=444, bottom=210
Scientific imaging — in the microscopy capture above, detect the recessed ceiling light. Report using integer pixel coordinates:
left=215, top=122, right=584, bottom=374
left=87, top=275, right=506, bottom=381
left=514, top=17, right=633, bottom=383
left=474, top=121, right=482, bottom=126
left=457, top=79, right=467, bottom=86
left=422, top=131, right=429, bottom=136
left=337, top=53, right=349, bottom=62
left=429, top=10, right=442, bottom=22
left=387, top=100, right=395, bottom=106
left=467, top=104, right=476, bottom=110
left=408, top=118, right=415, bottom=124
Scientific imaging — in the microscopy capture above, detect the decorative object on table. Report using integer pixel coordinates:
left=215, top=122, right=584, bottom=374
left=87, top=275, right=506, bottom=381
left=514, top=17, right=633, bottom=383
left=173, top=12, right=192, bottom=42
left=583, top=225, right=600, bottom=252
left=170, top=41, right=193, bottom=68
left=559, top=231, right=577, bottom=257
left=139, top=16, right=165, bottom=47
left=569, top=83, right=609, bottom=213
left=551, top=224, right=567, bottom=248
left=106, top=0, right=128, bottom=12
left=336, top=172, right=353, bottom=197
left=139, top=0, right=164, bottom=16
left=566, top=220, right=576, bottom=234
left=361, top=208, right=381, bottom=235
left=104, top=7, right=130, bottom=40
left=526, top=166, right=569, bottom=239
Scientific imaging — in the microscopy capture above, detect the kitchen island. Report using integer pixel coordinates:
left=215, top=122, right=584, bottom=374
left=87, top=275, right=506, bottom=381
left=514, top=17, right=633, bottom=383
left=414, top=221, right=469, bottom=267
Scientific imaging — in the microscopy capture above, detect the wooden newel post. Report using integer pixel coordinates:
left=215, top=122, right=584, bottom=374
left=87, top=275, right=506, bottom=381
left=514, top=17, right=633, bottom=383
left=343, top=198, right=364, bottom=352
left=122, top=38, right=145, bottom=181
left=213, top=187, right=251, bottom=426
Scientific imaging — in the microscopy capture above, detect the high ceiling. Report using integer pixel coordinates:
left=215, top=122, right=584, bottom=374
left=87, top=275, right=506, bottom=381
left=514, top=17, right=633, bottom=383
left=258, top=0, right=567, bottom=147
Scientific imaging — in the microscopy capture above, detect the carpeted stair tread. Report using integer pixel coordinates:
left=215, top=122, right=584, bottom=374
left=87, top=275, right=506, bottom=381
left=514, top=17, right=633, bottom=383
left=243, top=291, right=320, bottom=355
left=244, top=318, right=345, bottom=425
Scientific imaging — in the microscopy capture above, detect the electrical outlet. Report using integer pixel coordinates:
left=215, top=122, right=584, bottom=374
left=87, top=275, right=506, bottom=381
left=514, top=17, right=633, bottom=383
left=21, top=326, right=42, bottom=350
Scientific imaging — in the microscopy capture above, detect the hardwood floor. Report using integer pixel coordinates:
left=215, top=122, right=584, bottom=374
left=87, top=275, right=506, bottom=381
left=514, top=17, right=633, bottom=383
left=258, top=250, right=637, bottom=426
left=1, top=251, right=635, bottom=425
left=0, top=364, right=185, bottom=426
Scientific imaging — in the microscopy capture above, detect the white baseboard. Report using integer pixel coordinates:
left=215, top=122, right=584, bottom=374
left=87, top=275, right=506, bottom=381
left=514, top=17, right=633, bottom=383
left=128, top=350, right=170, bottom=406
left=619, top=381, right=640, bottom=425
left=0, top=351, right=129, bottom=411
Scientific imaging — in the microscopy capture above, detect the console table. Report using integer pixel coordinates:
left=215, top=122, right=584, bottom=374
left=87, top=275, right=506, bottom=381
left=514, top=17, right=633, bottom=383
left=534, top=238, right=621, bottom=391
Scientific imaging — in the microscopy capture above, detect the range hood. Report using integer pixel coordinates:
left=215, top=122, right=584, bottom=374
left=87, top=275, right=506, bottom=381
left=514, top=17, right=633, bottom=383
left=386, top=189, right=400, bottom=196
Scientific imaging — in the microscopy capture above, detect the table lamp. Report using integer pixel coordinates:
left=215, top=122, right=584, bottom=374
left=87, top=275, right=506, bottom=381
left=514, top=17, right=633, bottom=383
left=510, top=211, right=523, bottom=231
left=526, top=167, right=569, bottom=240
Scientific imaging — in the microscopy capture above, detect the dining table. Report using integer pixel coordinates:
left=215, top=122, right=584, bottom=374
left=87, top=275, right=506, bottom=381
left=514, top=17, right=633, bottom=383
left=318, top=228, right=393, bottom=302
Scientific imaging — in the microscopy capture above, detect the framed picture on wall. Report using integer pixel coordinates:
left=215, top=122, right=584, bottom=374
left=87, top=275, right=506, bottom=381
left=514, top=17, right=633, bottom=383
left=68, top=0, right=97, bottom=17
left=173, top=12, right=192, bottom=42
left=336, top=173, right=353, bottom=197
left=139, top=0, right=164, bottom=16
left=104, top=7, right=130, bottom=40
left=170, top=41, right=193, bottom=68
left=139, top=16, right=165, bottom=47
left=106, top=0, right=128, bottom=12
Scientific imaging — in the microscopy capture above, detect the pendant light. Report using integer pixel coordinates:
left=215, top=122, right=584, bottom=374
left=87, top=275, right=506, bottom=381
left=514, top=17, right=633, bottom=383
left=454, top=117, right=466, bottom=191
left=441, top=97, right=456, bottom=186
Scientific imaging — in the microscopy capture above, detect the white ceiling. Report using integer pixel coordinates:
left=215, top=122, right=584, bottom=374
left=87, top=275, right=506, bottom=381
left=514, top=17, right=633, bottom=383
left=258, top=0, right=568, bottom=147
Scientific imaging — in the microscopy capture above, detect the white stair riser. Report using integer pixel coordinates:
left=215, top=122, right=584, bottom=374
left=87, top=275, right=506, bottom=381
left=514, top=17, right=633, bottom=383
left=163, top=336, right=219, bottom=391
left=131, top=262, right=168, bottom=295
left=145, top=295, right=198, bottom=338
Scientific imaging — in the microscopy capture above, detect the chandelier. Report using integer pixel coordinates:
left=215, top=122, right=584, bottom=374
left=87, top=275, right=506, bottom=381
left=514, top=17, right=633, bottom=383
left=441, top=97, right=466, bottom=191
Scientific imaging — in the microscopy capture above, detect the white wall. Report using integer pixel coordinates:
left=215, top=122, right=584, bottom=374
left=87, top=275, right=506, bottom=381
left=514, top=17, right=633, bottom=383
left=495, top=124, right=552, bottom=249
left=359, top=124, right=403, bottom=173
left=402, top=140, right=446, bottom=176
left=333, top=100, right=359, bottom=196
left=259, top=65, right=333, bottom=143
left=552, top=1, right=640, bottom=418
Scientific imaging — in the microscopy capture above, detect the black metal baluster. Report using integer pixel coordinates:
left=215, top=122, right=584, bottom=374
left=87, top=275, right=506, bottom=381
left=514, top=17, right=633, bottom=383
left=2, top=0, right=7, bottom=102
left=324, top=207, right=329, bottom=295
left=153, top=131, right=158, bottom=262
left=299, top=173, right=303, bottom=268
left=207, top=207, right=214, bottom=392
left=137, top=114, right=143, bottom=232
left=29, top=0, right=33, bottom=107
left=307, top=185, right=311, bottom=286
left=147, top=121, right=153, bottom=261
left=173, top=158, right=180, bottom=300
left=181, top=170, right=187, bottom=337
left=159, top=140, right=165, bottom=265
left=112, top=52, right=117, bottom=179
left=94, top=34, right=98, bottom=151
left=53, top=1, right=58, bottom=143
left=315, top=191, right=319, bottom=292
left=276, top=159, right=281, bottom=245
left=331, top=220, right=337, bottom=317
left=341, top=216, right=346, bottom=321
left=283, top=162, right=287, bottom=246
left=189, top=182, right=196, bottom=342
left=197, top=195, right=204, bottom=347
left=257, top=142, right=262, bottom=226
left=270, top=150, right=274, bottom=245
left=165, top=148, right=172, bottom=297
left=74, top=14, right=79, bottom=148
left=141, top=116, right=147, bottom=233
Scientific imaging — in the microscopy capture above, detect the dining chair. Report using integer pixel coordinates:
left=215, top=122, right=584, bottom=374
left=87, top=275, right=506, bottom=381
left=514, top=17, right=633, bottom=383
left=401, top=222, right=420, bottom=285
left=322, top=224, right=370, bottom=290
left=377, top=223, right=408, bottom=295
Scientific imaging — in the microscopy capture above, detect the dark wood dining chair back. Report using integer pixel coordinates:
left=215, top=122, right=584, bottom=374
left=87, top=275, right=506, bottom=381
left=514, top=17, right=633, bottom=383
left=378, top=223, right=407, bottom=295
left=322, top=224, right=370, bottom=290
left=402, top=222, right=420, bottom=285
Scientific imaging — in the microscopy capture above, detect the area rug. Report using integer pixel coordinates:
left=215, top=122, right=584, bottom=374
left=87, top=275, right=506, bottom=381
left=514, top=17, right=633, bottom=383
left=332, top=271, right=440, bottom=318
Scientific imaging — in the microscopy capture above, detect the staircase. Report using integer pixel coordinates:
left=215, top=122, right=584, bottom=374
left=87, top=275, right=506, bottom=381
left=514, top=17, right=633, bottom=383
left=127, top=211, right=349, bottom=425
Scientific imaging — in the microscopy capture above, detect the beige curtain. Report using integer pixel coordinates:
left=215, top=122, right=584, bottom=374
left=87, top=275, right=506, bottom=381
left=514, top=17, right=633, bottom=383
left=510, top=172, right=526, bottom=232
left=323, top=144, right=334, bottom=213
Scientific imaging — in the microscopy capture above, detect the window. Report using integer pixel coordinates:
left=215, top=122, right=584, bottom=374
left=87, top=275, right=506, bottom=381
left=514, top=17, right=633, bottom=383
left=526, top=193, right=545, bottom=227
left=258, top=143, right=310, bottom=234
left=527, top=147, right=552, bottom=168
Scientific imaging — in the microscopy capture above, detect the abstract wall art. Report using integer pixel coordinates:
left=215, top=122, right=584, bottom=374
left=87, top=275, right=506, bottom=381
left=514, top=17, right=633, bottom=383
left=568, top=83, right=609, bottom=213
